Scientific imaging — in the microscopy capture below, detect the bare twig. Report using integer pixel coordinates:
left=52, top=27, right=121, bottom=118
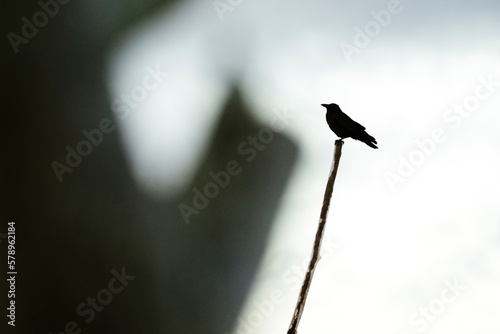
left=287, top=139, right=344, bottom=334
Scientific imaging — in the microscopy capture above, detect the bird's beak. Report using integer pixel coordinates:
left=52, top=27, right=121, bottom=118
left=321, top=104, right=328, bottom=108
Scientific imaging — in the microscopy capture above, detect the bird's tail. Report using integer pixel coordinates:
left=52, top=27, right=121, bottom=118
left=363, top=133, right=378, bottom=149
left=366, top=140, right=378, bottom=149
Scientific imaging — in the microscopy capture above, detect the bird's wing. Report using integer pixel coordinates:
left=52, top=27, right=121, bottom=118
left=340, top=111, right=366, bottom=130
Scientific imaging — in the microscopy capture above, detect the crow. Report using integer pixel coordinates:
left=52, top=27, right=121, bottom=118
left=321, top=103, right=378, bottom=149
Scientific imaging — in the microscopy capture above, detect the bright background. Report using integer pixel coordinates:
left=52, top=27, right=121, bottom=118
left=108, top=1, right=500, bottom=333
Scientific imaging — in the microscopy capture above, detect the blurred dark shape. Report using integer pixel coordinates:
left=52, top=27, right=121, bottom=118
left=163, top=87, right=298, bottom=333
left=321, top=103, right=378, bottom=149
left=0, top=1, right=297, bottom=333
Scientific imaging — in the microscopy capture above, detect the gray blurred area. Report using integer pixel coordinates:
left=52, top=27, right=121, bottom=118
left=1, top=1, right=297, bottom=333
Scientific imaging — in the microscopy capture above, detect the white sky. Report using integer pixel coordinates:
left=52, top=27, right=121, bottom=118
left=107, top=0, right=500, bottom=333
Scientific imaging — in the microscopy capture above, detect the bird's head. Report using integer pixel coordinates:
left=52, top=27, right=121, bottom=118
left=321, top=103, right=340, bottom=111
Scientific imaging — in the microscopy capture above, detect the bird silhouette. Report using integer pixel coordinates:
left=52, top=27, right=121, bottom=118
left=321, top=103, right=378, bottom=149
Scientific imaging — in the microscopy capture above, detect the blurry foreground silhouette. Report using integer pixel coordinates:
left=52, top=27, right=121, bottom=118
left=1, top=1, right=297, bottom=333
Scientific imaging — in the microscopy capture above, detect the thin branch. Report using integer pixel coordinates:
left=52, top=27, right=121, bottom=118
left=287, top=139, right=344, bottom=334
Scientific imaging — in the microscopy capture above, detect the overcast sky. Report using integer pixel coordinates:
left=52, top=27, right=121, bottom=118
left=107, top=0, right=500, bottom=333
